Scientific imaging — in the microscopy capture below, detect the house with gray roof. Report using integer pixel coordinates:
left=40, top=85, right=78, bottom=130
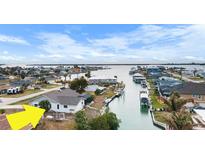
left=172, top=82, right=205, bottom=103
left=30, top=88, right=85, bottom=113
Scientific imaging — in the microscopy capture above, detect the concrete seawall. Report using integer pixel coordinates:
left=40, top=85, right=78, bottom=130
left=150, top=110, right=168, bottom=130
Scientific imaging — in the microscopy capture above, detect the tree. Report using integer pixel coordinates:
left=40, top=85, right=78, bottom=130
left=0, top=109, right=5, bottom=114
left=179, top=68, right=183, bottom=80
left=39, top=100, right=51, bottom=112
left=89, top=112, right=120, bottom=130
left=75, top=111, right=90, bottom=130
left=63, top=73, right=68, bottom=82
left=85, top=71, right=91, bottom=78
left=95, top=89, right=102, bottom=95
left=162, top=110, right=193, bottom=130
left=84, top=95, right=94, bottom=104
left=20, top=71, right=26, bottom=79
left=193, top=69, right=197, bottom=77
left=104, top=112, right=120, bottom=130
left=165, top=92, right=187, bottom=112
left=70, top=77, right=88, bottom=92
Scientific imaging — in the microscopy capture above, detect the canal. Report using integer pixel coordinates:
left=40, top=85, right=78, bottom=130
left=92, top=65, right=159, bottom=130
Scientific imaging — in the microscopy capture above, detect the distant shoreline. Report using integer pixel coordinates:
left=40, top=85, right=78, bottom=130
left=1, top=63, right=205, bottom=66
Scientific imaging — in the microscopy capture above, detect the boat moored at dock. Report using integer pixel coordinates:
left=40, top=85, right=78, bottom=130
left=133, top=73, right=146, bottom=84
left=139, top=91, right=150, bottom=107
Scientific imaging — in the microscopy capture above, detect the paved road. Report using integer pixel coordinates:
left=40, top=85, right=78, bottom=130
left=0, top=87, right=61, bottom=107
left=168, top=72, right=204, bottom=83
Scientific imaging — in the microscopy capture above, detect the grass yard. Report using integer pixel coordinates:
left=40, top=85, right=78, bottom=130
left=154, top=111, right=171, bottom=124
left=0, top=89, right=42, bottom=98
left=148, top=79, right=167, bottom=109
left=85, top=91, right=95, bottom=96
left=103, top=89, right=115, bottom=98
left=189, top=77, right=205, bottom=81
left=41, top=84, right=60, bottom=89
left=151, top=95, right=167, bottom=109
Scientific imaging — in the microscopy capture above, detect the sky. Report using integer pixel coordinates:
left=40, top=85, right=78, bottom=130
left=0, top=24, right=205, bottom=64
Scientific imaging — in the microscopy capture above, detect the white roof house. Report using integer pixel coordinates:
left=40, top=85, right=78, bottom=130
left=88, top=76, right=117, bottom=84
left=193, top=109, right=205, bottom=122
left=30, top=88, right=85, bottom=113
left=85, top=85, right=106, bottom=92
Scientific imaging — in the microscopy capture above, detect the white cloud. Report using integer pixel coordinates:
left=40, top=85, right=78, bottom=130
left=32, top=25, right=205, bottom=63
left=0, top=50, right=25, bottom=63
left=0, top=34, right=29, bottom=45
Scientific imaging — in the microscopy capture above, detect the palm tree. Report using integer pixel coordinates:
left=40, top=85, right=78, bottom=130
left=162, top=110, right=193, bottom=130
left=193, top=69, right=197, bottom=77
left=165, top=92, right=187, bottom=112
left=179, top=68, right=183, bottom=80
left=63, top=72, right=69, bottom=87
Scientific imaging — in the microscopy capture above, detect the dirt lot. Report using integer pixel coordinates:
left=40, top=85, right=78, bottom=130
left=90, top=96, right=105, bottom=110
left=36, top=115, right=76, bottom=130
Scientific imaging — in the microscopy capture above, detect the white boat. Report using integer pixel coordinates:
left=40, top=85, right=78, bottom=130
left=133, top=73, right=146, bottom=84
left=129, top=67, right=138, bottom=75
left=139, top=91, right=150, bottom=106
left=141, top=80, right=147, bottom=88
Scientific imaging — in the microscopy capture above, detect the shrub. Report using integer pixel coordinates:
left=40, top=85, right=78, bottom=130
left=95, top=89, right=102, bottom=95
left=39, top=100, right=51, bottom=112
left=75, top=111, right=90, bottom=130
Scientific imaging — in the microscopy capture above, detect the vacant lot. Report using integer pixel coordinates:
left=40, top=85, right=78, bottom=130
left=36, top=117, right=76, bottom=130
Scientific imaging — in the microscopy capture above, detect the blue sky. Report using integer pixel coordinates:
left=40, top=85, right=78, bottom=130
left=0, top=24, right=205, bottom=64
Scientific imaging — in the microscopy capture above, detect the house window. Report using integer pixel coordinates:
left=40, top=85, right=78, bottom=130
left=64, top=105, right=68, bottom=108
left=34, top=104, right=38, bottom=107
left=193, top=94, right=201, bottom=99
left=57, top=104, right=60, bottom=109
left=70, top=109, right=74, bottom=111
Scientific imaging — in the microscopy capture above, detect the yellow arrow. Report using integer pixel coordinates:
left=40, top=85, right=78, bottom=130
left=6, top=105, right=45, bottom=130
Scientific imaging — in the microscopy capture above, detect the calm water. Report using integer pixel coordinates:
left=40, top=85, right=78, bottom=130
left=92, top=65, right=159, bottom=130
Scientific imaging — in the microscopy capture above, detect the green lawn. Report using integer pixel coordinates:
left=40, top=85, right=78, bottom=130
left=148, top=79, right=167, bottom=109
left=0, top=89, right=42, bottom=98
left=151, top=95, right=166, bottom=109
left=103, top=88, right=115, bottom=98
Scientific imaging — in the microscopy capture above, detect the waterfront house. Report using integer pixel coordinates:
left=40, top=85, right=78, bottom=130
left=172, top=82, right=205, bottom=103
left=88, top=76, right=117, bottom=85
left=157, top=76, right=182, bottom=97
left=30, top=88, right=85, bottom=113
